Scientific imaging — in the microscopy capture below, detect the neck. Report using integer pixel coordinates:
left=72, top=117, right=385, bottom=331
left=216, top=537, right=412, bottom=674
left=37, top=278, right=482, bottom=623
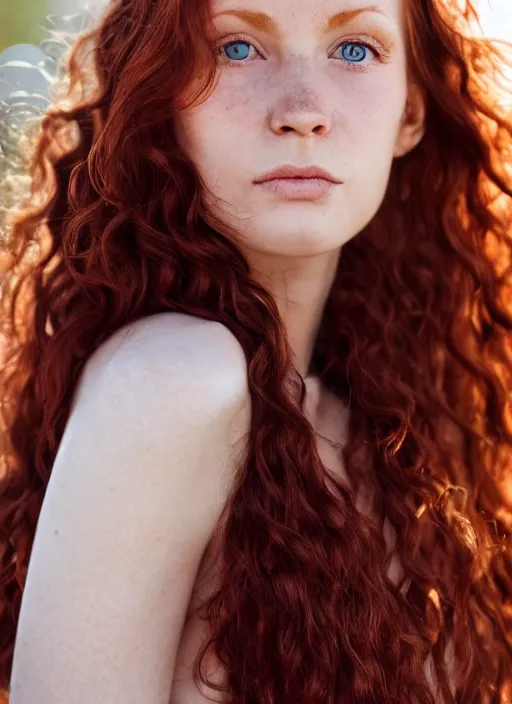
left=245, top=248, right=342, bottom=378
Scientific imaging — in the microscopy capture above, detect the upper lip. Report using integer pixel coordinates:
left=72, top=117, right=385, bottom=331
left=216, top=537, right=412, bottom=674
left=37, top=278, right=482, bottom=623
left=254, top=164, right=342, bottom=184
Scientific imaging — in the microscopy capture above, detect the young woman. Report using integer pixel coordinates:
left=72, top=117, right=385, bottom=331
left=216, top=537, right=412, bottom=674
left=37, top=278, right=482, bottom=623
left=0, top=0, right=511, bottom=701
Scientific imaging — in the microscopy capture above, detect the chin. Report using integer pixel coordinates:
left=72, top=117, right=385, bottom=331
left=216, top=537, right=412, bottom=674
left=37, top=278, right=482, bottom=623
left=237, top=212, right=355, bottom=257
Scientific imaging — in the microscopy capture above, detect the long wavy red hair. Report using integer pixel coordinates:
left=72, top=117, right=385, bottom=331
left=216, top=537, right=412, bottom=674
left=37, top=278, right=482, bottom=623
left=1, top=0, right=512, bottom=701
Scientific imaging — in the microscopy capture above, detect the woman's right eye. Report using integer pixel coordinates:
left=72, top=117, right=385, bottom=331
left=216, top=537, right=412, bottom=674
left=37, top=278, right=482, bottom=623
left=217, top=39, right=262, bottom=63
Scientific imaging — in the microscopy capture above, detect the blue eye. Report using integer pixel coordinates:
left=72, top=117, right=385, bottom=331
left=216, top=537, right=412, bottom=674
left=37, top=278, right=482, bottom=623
left=338, top=41, right=374, bottom=64
left=217, top=38, right=378, bottom=67
left=222, top=40, right=254, bottom=61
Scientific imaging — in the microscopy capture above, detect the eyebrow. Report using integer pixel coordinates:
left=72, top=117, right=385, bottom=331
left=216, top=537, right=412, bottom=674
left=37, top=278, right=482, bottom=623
left=214, top=6, right=388, bottom=34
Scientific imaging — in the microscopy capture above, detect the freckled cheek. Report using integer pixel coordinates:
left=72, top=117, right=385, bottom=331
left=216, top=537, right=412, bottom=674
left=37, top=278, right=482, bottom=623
left=336, top=81, right=406, bottom=147
left=188, top=85, right=262, bottom=142
left=215, top=82, right=266, bottom=124
left=175, top=97, right=259, bottom=194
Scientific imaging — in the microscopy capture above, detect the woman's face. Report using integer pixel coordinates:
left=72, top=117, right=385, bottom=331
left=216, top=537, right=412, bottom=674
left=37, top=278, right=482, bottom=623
left=175, top=0, right=425, bottom=258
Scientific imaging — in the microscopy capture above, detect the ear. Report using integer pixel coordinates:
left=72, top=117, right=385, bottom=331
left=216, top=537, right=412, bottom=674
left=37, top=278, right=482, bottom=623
left=394, top=82, right=426, bottom=158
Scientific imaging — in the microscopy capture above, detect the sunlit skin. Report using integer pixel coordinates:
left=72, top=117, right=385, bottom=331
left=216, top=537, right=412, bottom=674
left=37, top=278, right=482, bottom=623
left=176, top=0, right=426, bottom=377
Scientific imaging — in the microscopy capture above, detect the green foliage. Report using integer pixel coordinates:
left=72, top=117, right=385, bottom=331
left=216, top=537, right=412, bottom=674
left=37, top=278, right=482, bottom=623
left=0, top=0, right=51, bottom=52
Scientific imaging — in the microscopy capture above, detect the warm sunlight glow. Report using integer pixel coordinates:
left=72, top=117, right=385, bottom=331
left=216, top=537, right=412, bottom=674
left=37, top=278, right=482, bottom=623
left=477, top=0, right=512, bottom=42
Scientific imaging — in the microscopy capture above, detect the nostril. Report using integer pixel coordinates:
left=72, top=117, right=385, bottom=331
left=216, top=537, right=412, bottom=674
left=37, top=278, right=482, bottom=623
left=280, top=125, right=325, bottom=134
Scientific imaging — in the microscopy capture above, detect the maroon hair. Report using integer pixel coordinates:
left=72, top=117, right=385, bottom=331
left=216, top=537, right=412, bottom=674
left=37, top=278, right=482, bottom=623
left=1, top=0, right=512, bottom=701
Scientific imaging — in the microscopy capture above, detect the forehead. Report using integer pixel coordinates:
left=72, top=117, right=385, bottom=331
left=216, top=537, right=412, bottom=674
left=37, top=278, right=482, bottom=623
left=210, top=0, right=403, bottom=29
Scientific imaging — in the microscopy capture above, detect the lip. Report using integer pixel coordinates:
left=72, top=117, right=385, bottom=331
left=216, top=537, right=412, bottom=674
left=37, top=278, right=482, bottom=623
left=253, top=164, right=342, bottom=201
left=254, top=164, right=341, bottom=184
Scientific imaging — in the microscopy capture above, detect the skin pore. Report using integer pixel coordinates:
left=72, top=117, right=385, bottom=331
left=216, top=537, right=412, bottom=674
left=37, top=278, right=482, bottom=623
left=176, top=0, right=427, bottom=379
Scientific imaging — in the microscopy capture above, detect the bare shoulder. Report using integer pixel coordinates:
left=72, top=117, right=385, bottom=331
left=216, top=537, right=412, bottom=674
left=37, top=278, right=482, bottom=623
left=9, top=313, right=250, bottom=704
left=79, top=311, right=249, bottom=413
left=72, top=310, right=252, bottom=489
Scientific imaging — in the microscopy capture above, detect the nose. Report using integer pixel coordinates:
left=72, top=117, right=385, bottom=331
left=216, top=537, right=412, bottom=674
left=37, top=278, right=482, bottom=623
left=270, top=110, right=331, bottom=136
left=268, top=81, right=332, bottom=137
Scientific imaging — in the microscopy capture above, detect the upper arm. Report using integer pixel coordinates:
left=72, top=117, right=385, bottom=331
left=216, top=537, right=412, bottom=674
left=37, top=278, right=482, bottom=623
left=9, top=313, right=250, bottom=704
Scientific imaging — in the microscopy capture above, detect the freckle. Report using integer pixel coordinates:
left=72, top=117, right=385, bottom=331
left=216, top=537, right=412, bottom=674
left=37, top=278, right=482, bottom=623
left=283, top=86, right=323, bottom=114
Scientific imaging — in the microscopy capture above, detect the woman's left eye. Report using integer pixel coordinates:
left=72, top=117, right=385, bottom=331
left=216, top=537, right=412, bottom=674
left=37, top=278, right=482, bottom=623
left=334, top=41, right=377, bottom=66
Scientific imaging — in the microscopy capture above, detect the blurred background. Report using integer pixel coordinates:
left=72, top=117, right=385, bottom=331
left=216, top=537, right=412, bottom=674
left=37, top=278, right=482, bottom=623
left=0, top=0, right=104, bottom=51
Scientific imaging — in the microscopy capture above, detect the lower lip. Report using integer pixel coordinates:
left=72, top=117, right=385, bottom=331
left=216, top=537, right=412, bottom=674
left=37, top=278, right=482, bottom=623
left=256, top=178, right=335, bottom=200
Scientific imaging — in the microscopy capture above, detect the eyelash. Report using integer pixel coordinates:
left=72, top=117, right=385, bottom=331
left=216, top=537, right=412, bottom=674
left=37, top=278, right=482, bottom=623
left=215, top=33, right=387, bottom=72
